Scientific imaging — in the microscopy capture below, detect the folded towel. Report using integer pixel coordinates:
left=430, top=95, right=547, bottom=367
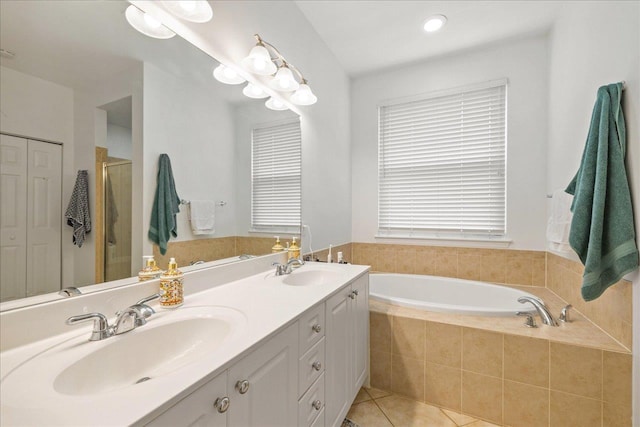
left=189, top=200, right=216, bottom=235
left=566, top=82, right=639, bottom=301
left=148, top=154, right=181, bottom=255
left=546, top=189, right=573, bottom=253
left=65, top=170, right=91, bottom=247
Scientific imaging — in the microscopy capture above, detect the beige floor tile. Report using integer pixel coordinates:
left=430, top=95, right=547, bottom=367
left=347, top=401, right=393, bottom=427
left=441, top=408, right=478, bottom=426
left=465, top=421, right=501, bottom=427
left=353, top=387, right=373, bottom=404
left=375, top=394, right=457, bottom=427
left=366, top=387, right=392, bottom=399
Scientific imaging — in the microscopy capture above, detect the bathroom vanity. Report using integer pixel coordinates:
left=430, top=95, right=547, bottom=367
left=0, top=258, right=369, bottom=427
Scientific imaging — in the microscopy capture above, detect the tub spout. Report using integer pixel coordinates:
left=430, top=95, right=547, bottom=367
left=517, top=297, right=558, bottom=326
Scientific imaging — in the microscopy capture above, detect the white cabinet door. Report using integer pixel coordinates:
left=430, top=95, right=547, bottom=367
left=26, top=139, right=61, bottom=296
left=351, top=274, right=369, bottom=394
left=324, top=285, right=352, bottom=427
left=146, top=371, right=228, bottom=427
left=0, top=134, right=27, bottom=301
left=228, top=323, right=298, bottom=427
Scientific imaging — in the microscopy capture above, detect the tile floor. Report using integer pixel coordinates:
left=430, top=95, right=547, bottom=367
left=347, top=387, right=500, bottom=427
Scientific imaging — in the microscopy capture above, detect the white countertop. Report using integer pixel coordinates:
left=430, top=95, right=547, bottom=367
left=0, top=262, right=369, bottom=426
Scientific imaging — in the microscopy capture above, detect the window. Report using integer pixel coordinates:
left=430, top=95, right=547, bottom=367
left=251, top=119, right=301, bottom=233
left=378, top=80, right=507, bottom=238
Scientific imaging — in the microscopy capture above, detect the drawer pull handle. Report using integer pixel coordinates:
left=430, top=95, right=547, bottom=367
left=235, top=380, right=250, bottom=394
left=312, top=324, right=322, bottom=333
left=312, top=361, right=322, bottom=371
left=312, top=400, right=322, bottom=411
left=214, top=397, right=230, bottom=413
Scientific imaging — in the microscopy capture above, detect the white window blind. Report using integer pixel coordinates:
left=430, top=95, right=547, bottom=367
left=251, top=119, right=301, bottom=233
left=378, top=81, right=507, bottom=237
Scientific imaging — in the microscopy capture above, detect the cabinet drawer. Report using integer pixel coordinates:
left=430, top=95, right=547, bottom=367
left=299, top=337, right=325, bottom=396
left=298, top=373, right=325, bottom=427
left=310, top=408, right=325, bottom=427
left=299, top=302, right=325, bottom=354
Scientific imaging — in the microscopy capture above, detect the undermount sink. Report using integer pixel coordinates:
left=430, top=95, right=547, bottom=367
left=2, top=306, right=246, bottom=400
left=282, top=269, right=343, bottom=286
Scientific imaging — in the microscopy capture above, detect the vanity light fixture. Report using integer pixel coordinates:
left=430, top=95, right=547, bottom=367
left=265, top=97, right=289, bottom=111
left=125, top=5, right=176, bottom=39
left=160, top=1, right=213, bottom=23
left=242, top=34, right=318, bottom=106
left=423, top=14, right=447, bottom=33
left=213, top=64, right=246, bottom=85
left=243, top=82, right=269, bottom=99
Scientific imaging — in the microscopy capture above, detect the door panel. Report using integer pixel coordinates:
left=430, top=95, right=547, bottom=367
left=0, top=135, right=27, bottom=301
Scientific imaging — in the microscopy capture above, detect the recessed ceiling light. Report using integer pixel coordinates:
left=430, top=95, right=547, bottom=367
left=423, top=14, right=447, bottom=33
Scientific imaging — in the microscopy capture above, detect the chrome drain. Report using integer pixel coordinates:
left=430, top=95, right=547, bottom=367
left=135, top=377, right=152, bottom=384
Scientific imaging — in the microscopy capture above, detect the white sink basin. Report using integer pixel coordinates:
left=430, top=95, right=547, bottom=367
left=282, top=269, right=343, bottom=286
left=2, top=306, right=246, bottom=400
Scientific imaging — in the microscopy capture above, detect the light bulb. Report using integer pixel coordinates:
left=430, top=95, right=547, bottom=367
left=253, top=58, right=267, bottom=71
left=291, top=83, right=318, bottom=106
left=265, top=97, right=288, bottom=111
left=242, top=45, right=277, bottom=75
left=269, top=66, right=299, bottom=92
left=243, top=83, right=269, bottom=99
left=424, top=15, right=447, bottom=32
left=143, top=13, right=162, bottom=29
left=125, top=5, right=176, bottom=39
left=213, top=64, right=246, bottom=85
left=179, top=1, right=197, bottom=12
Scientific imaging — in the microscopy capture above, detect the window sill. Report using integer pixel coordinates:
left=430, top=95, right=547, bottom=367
left=374, top=233, right=512, bottom=249
left=249, top=228, right=300, bottom=236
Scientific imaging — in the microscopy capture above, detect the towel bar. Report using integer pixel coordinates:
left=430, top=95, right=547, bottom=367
left=181, top=199, right=227, bottom=207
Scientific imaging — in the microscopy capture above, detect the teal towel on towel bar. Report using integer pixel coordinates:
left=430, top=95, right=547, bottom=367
left=566, top=82, right=639, bottom=301
left=148, top=154, right=181, bottom=255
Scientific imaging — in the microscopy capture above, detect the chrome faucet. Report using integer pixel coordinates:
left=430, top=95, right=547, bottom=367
left=273, top=258, right=305, bottom=276
left=66, top=293, right=161, bottom=341
left=517, top=296, right=558, bottom=326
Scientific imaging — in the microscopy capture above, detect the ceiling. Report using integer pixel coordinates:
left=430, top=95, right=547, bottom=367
left=295, top=1, right=564, bottom=76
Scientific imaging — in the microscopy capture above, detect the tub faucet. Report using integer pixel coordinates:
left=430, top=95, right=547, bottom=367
left=517, top=296, right=558, bottom=326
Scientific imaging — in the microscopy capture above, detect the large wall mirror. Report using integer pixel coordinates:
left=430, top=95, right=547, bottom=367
left=0, top=0, right=301, bottom=309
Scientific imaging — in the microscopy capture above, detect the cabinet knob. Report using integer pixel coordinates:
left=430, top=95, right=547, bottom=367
left=353, top=289, right=359, bottom=296
left=214, top=397, right=230, bottom=413
left=312, top=400, right=322, bottom=411
left=312, top=324, right=322, bottom=333
left=312, top=361, right=322, bottom=371
left=349, top=291, right=355, bottom=299
left=235, top=379, right=250, bottom=394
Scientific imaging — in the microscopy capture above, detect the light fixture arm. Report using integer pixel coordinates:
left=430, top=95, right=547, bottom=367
left=253, top=34, right=308, bottom=84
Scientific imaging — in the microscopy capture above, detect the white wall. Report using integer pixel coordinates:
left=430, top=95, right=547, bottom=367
left=0, top=66, right=77, bottom=286
left=73, top=65, right=143, bottom=284
left=131, top=0, right=353, bottom=255
left=546, top=2, right=640, bottom=423
left=106, top=123, right=132, bottom=160
left=141, top=63, right=236, bottom=254
left=351, top=35, right=549, bottom=250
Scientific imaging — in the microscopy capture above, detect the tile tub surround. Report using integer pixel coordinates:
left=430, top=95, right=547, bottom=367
left=351, top=243, right=632, bottom=351
left=369, top=310, right=633, bottom=427
left=153, top=236, right=276, bottom=267
left=547, top=252, right=632, bottom=350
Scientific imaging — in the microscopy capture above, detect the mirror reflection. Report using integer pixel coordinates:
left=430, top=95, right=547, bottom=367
left=0, top=0, right=300, bottom=308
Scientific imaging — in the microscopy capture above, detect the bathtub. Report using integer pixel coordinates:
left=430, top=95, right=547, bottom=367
left=370, top=274, right=539, bottom=317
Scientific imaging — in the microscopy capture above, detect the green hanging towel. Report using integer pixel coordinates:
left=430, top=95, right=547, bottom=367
left=566, top=82, right=638, bottom=301
left=148, top=154, right=181, bottom=255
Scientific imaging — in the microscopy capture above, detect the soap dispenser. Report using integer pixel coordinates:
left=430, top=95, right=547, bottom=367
left=138, top=255, right=162, bottom=282
left=272, top=236, right=284, bottom=253
left=159, top=257, right=183, bottom=308
left=288, top=237, right=300, bottom=260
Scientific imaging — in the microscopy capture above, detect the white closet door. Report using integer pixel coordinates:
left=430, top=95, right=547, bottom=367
left=26, top=139, right=62, bottom=296
left=0, top=135, right=28, bottom=301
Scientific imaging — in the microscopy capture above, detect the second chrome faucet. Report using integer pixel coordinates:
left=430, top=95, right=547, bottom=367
left=66, top=293, right=161, bottom=341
